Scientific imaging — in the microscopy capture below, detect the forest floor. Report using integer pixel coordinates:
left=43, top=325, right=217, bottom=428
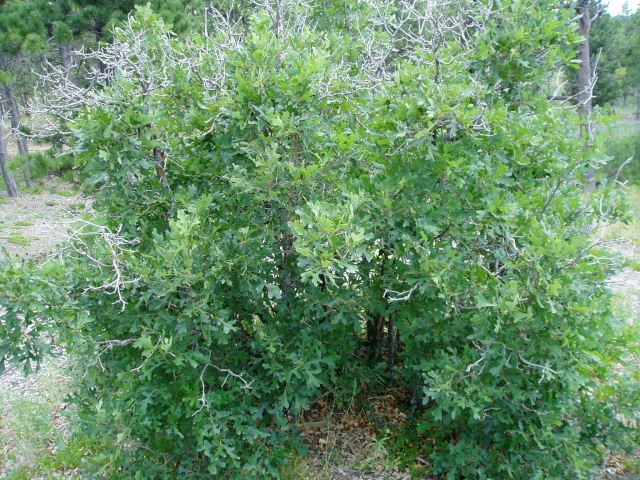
left=1, top=180, right=640, bottom=479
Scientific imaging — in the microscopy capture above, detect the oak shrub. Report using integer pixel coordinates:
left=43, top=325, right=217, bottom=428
left=2, top=3, right=640, bottom=478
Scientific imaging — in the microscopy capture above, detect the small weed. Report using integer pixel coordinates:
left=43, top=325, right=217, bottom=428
left=14, top=221, right=34, bottom=227
left=0, top=198, right=7, bottom=205
left=627, top=261, right=640, bottom=271
left=62, top=171, right=76, bottom=184
left=6, top=235, right=33, bottom=246
left=623, top=454, right=640, bottom=474
left=355, top=432, right=400, bottom=474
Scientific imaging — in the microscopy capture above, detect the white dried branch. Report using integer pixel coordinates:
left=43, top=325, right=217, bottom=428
left=130, top=336, right=163, bottom=373
left=465, top=350, right=488, bottom=373
left=29, top=16, right=229, bottom=138
left=83, top=338, right=137, bottom=377
left=250, top=0, right=311, bottom=40
left=0, top=112, right=12, bottom=142
left=384, top=283, right=419, bottom=302
left=506, top=398, right=551, bottom=415
left=518, top=354, right=562, bottom=383
left=561, top=158, right=632, bottom=269
left=193, top=362, right=254, bottom=416
left=364, top=0, right=496, bottom=74
left=59, top=215, right=140, bottom=311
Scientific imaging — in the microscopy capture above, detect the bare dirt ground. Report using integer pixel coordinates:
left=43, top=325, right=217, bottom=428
left=607, top=244, right=640, bottom=315
left=0, top=180, right=88, bottom=259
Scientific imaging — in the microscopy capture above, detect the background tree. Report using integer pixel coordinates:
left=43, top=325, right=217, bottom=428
left=565, top=5, right=640, bottom=110
left=575, top=0, right=604, bottom=186
left=622, top=9, right=640, bottom=117
left=588, top=13, right=628, bottom=107
left=0, top=0, right=78, bottom=187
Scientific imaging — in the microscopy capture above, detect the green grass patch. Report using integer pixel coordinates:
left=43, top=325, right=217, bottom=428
left=0, top=363, right=73, bottom=478
left=609, top=292, right=640, bottom=326
left=623, top=455, right=640, bottom=475
left=278, top=456, right=318, bottom=480
left=22, top=185, right=44, bottom=195
left=0, top=358, right=128, bottom=480
left=56, top=190, right=76, bottom=197
left=5, top=235, right=35, bottom=246
left=43, top=185, right=79, bottom=197
left=0, top=198, right=7, bottom=205
left=2, top=433, right=108, bottom=480
left=14, top=221, right=34, bottom=227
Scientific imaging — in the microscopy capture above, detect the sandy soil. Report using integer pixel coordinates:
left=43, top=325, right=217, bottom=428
left=0, top=181, right=89, bottom=259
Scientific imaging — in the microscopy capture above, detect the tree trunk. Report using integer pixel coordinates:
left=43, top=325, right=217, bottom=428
left=576, top=0, right=595, bottom=188
left=22, top=165, right=32, bottom=188
left=0, top=127, right=19, bottom=197
left=59, top=44, right=72, bottom=80
left=2, top=86, right=29, bottom=156
left=21, top=93, right=31, bottom=117
left=93, top=21, right=109, bottom=77
left=0, top=53, right=28, bottom=157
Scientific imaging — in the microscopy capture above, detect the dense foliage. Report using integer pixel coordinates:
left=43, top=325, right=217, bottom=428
left=2, top=2, right=640, bottom=478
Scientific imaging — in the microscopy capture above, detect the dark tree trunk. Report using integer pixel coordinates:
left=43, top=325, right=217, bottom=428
left=21, top=93, right=31, bottom=117
left=2, top=85, right=29, bottom=156
left=93, top=20, right=109, bottom=77
left=0, top=126, right=19, bottom=197
left=59, top=44, right=72, bottom=80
